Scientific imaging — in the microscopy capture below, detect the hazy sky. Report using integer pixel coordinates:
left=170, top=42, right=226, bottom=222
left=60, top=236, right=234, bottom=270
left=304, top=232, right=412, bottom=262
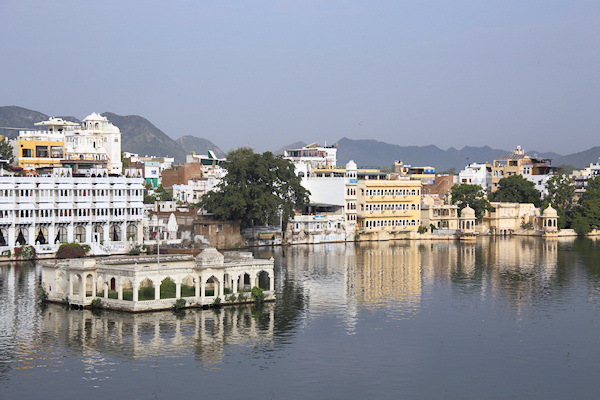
left=1, top=1, right=599, bottom=154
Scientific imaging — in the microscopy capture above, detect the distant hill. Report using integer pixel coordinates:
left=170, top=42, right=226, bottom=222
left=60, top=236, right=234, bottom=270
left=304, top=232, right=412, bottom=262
left=175, top=136, right=225, bottom=158
left=553, top=147, right=600, bottom=169
left=273, top=141, right=307, bottom=156
left=101, top=112, right=188, bottom=162
left=333, top=137, right=567, bottom=172
left=0, top=106, right=226, bottom=163
left=0, top=106, right=49, bottom=137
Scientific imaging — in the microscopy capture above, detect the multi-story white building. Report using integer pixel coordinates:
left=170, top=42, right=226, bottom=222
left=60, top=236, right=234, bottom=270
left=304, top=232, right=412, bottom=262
left=172, top=176, right=222, bottom=204
left=15, top=113, right=123, bottom=175
left=573, top=158, right=600, bottom=190
left=0, top=166, right=144, bottom=256
left=284, top=142, right=337, bottom=177
left=458, top=162, right=490, bottom=189
left=66, top=113, right=122, bottom=174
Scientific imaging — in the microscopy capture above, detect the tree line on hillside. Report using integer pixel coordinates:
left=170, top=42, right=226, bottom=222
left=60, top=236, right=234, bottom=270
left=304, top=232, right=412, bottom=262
left=451, top=174, right=600, bottom=235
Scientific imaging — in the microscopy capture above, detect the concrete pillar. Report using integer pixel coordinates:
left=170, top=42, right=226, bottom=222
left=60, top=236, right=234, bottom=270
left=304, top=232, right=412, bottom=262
left=218, top=277, right=224, bottom=298
left=85, top=224, right=92, bottom=244
left=176, top=282, right=181, bottom=298
left=269, top=275, right=274, bottom=292
left=27, top=225, right=35, bottom=246
left=121, top=222, right=126, bottom=243
left=67, top=224, right=74, bottom=243
left=154, top=283, right=160, bottom=300
left=91, top=275, right=96, bottom=297
left=133, top=283, right=139, bottom=302
left=195, top=276, right=200, bottom=298
left=103, top=282, right=108, bottom=299
left=118, top=280, right=123, bottom=300
left=69, top=273, right=74, bottom=297
left=233, top=275, right=238, bottom=294
left=201, top=282, right=206, bottom=302
left=79, top=276, right=85, bottom=301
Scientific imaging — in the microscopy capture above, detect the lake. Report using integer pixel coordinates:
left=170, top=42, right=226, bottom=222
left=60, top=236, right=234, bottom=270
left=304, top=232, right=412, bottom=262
left=1, top=237, right=600, bottom=399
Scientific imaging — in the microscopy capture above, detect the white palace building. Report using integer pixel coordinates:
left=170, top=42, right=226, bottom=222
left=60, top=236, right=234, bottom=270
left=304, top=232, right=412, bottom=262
left=0, top=165, right=145, bottom=257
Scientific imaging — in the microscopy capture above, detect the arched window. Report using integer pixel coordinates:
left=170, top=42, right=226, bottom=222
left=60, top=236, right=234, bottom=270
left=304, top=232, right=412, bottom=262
left=110, top=225, right=120, bottom=241
left=126, top=224, right=137, bottom=241
left=35, top=227, right=48, bottom=245
left=54, top=226, right=67, bottom=243
left=16, top=227, right=28, bottom=246
left=93, top=225, right=103, bottom=242
left=0, top=228, right=6, bottom=246
left=75, top=226, right=85, bottom=242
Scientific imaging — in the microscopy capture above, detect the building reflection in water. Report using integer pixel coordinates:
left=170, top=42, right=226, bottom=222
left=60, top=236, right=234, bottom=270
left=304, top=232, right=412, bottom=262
left=38, top=302, right=274, bottom=368
left=354, top=242, right=422, bottom=319
left=0, top=237, right=572, bottom=374
left=281, top=243, right=360, bottom=333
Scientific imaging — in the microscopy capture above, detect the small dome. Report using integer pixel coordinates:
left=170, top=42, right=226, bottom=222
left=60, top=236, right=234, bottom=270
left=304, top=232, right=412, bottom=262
left=542, top=205, right=558, bottom=217
left=461, top=205, right=475, bottom=218
left=83, top=112, right=107, bottom=122
left=195, top=247, right=224, bottom=267
left=346, top=160, right=357, bottom=171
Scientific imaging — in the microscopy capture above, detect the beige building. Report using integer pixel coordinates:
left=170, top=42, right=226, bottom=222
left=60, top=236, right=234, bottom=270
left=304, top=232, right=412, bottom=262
left=420, top=196, right=458, bottom=231
left=490, top=146, right=560, bottom=194
left=483, top=202, right=539, bottom=235
left=356, top=179, right=421, bottom=232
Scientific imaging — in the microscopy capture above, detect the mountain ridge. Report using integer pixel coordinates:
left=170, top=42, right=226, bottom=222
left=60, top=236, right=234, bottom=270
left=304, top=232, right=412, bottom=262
left=0, top=106, right=223, bottom=163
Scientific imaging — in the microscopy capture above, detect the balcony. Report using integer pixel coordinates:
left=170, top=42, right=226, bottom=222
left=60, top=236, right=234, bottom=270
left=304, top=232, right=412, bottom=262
left=94, top=214, right=109, bottom=223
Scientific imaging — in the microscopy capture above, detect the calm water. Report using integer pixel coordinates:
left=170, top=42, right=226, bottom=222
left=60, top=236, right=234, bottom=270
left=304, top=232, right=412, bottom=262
left=2, top=237, right=600, bottom=399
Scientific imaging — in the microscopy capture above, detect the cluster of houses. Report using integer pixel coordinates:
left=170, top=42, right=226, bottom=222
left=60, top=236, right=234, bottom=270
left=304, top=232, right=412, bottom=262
left=2, top=112, right=599, bottom=262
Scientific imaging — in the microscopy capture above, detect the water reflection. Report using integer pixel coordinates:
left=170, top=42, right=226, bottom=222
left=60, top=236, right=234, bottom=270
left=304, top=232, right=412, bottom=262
left=3, top=237, right=600, bottom=379
left=354, top=242, right=422, bottom=319
left=40, top=303, right=274, bottom=368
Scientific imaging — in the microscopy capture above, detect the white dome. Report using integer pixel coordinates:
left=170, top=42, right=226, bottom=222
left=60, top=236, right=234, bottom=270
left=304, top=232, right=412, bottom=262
left=542, top=205, right=558, bottom=217
left=461, top=205, right=476, bottom=218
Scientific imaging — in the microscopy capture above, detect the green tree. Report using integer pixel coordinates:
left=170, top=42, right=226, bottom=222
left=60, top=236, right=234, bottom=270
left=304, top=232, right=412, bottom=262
left=489, top=175, right=542, bottom=206
left=121, top=151, right=130, bottom=169
left=0, top=138, right=14, bottom=163
left=544, top=174, right=575, bottom=228
left=143, top=185, right=170, bottom=204
left=438, top=167, right=456, bottom=175
left=199, top=147, right=309, bottom=228
left=450, top=183, right=491, bottom=220
left=570, top=176, right=600, bottom=235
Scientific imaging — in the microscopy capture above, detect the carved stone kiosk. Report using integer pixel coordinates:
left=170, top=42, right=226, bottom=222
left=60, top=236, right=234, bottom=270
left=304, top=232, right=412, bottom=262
left=41, top=248, right=275, bottom=311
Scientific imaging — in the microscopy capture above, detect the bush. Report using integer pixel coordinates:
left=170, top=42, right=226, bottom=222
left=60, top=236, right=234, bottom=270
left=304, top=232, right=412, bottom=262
left=213, top=297, right=221, bottom=306
left=417, top=226, right=427, bottom=234
left=128, top=243, right=143, bottom=255
left=174, top=298, right=186, bottom=310
left=91, top=298, right=102, bottom=308
left=251, top=286, right=265, bottom=305
left=237, top=293, right=247, bottom=301
left=14, top=245, right=36, bottom=260
left=38, top=285, right=48, bottom=304
left=56, top=243, right=88, bottom=259
left=226, top=294, right=237, bottom=302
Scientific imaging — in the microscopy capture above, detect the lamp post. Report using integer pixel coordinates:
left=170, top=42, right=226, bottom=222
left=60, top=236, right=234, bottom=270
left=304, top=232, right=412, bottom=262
left=157, top=225, right=160, bottom=267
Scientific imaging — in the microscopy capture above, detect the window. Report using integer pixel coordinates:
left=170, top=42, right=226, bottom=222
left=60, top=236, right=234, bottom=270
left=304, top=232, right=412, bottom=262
left=35, top=227, right=48, bottom=244
left=126, top=224, right=137, bottom=241
left=75, top=226, right=85, bottom=242
left=55, top=226, right=67, bottom=243
left=110, top=225, right=120, bottom=241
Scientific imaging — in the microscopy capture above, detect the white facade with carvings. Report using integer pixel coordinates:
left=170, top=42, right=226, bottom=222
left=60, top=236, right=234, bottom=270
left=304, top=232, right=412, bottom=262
left=0, top=167, right=144, bottom=256
left=41, top=248, right=275, bottom=311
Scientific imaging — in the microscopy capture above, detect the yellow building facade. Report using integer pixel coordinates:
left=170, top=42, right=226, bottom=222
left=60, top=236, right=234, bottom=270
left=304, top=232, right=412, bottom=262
left=356, top=179, right=422, bottom=232
left=17, top=132, right=65, bottom=172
